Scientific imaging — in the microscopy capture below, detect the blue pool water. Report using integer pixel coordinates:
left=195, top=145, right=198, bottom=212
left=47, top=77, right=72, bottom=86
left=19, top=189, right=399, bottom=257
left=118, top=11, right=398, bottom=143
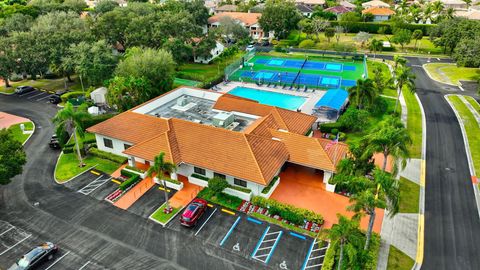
left=228, top=87, right=306, bottom=110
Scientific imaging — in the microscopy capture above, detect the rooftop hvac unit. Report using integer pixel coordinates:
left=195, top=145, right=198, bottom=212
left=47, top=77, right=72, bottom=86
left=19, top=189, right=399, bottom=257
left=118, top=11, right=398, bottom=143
left=177, top=96, right=188, bottom=106
left=213, top=112, right=234, bottom=128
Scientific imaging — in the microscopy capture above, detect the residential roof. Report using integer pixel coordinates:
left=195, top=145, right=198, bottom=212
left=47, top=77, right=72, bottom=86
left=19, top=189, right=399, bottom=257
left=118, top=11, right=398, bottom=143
left=295, top=0, right=326, bottom=5
left=455, top=9, right=480, bottom=20
left=213, top=94, right=317, bottom=134
left=361, top=0, right=390, bottom=8
left=339, top=0, right=356, bottom=9
left=314, top=89, right=349, bottom=111
left=271, top=130, right=348, bottom=172
left=324, top=5, right=352, bottom=14
left=124, top=118, right=289, bottom=185
left=362, top=7, right=396, bottom=15
left=215, top=4, right=237, bottom=12
left=296, top=3, right=314, bottom=13
left=208, top=12, right=261, bottom=26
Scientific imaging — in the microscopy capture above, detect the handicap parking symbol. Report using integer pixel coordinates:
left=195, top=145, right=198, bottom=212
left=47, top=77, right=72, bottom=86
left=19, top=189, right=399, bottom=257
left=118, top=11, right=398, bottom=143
left=279, top=261, right=288, bottom=270
left=233, top=243, right=240, bottom=252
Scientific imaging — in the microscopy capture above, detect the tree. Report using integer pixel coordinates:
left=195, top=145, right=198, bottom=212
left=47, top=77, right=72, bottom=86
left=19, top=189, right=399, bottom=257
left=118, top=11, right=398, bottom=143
left=392, top=28, right=412, bottom=51
left=363, top=116, right=412, bottom=174
left=93, top=0, right=119, bottom=15
left=372, top=65, right=387, bottom=93
left=353, top=31, right=371, bottom=48
left=339, top=12, right=361, bottom=34
left=412, top=29, right=423, bottom=51
left=393, top=65, right=416, bottom=113
left=325, top=27, right=335, bottom=42
left=369, top=38, right=383, bottom=58
left=115, top=47, right=175, bottom=95
left=183, top=0, right=210, bottom=26
left=453, top=36, right=480, bottom=68
left=62, top=0, right=88, bottom=14
left=0, top=128, right=27, bottom=185
left=216, top=16, right=249, bottom=43
left=106, top=76, right=153, bottom=111
left=311, top=6, right=337, bottom=20
left=299, top=39, right=315, bottom=48
left=10, top=31, right=49, bottom=80
left=463, top=0, right=472, bottom=8
left=164, top=38, right=194, bottom=64
left=334, top=26, right=343, bottom=44
left=311, top=17, right=330, bottom=41
left=1, top=13, right=33, bottom=33
left=0, top=37, right=16, bottom=88
left=298, top=19, right=313, bottom=39
left=322, top=215, right=362, bottom=270
left=259, top=0, right=302, bottom=39
left=147, top=152, right=177, bottom=212
left=347, top=78, right=378, bottom=109
left=347, top=169, right=399, bottom=250
left=208, top=177, right=229, bottom=194
left=338, top=108, right=370, bottom=132
left=53, top=103, right=91, bottom=167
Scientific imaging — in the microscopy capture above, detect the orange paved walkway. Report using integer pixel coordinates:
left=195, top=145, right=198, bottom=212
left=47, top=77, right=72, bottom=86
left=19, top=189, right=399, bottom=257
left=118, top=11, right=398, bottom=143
left=168, top=175, right=202, bottom=208
left=111, top=164, right=127, bottom=178
left=113, top=176, right=155, bottom=210
left=0, top=112, right=30, bottom=129
left=270, top=164, right=384, bottom=233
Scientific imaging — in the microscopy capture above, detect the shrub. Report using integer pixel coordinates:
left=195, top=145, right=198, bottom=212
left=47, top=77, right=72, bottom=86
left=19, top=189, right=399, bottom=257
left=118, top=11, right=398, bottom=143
left=369, top=97, right=388, bottom=116
left=62, top=147, right=74, bottom=154
left=331, top=128, right=339, bottom=135
left=274, top=45, right=288, bottom=53
left=299, top=39, right=315, bottom=49
left=338, top=108, right=369, bottom=132
left=191, top=173, right=209, bottom=181
left=61, top=91, right=84, bottom=102
left=251, top=196, right=324, bottom=225
left=120, top=169, right=135, bottom=178
left=208, top=177, right=229, bottom=194
left=62, top=146, right=86, bottom=155
left=160, top=177, right=181, bottom=185
left=320, top=122, right=344, bottom=133
left=261, top=176, right=279, bottom=194
left=321, top=242, right=336, bottom=270
left=119, top=174, right=140, bottom=191
left=197, top=187, right=243, bottom=210
left=338, top=132, right=347, bottom=141
left=88, top=147, right=127, bottom=164
left=228, top=185, right=251, bottom=193
left=125, top=165, right=145, bottom=173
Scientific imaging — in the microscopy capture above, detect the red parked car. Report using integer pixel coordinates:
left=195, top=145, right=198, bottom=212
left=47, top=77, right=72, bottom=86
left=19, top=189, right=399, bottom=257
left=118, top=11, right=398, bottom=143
left=180, top=198, right=207, bottom=227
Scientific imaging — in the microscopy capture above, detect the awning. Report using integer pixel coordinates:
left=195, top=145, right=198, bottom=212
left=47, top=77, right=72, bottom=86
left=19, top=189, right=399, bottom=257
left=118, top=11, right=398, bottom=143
left=314, top=89, right=348, bottom=111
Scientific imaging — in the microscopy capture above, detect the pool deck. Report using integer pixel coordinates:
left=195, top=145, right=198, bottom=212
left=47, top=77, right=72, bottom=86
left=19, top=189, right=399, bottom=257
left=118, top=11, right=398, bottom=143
left=215, top=82, right=325, bottom=116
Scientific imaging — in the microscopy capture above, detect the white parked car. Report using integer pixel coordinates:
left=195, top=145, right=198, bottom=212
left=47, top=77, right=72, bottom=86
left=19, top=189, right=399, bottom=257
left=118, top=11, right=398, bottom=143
left=246, top=45, right=255, bottom=52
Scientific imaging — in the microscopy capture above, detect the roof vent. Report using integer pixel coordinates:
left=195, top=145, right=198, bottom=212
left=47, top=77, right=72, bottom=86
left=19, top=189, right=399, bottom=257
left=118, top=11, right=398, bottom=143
left=213, top=112, right=235, bottom=128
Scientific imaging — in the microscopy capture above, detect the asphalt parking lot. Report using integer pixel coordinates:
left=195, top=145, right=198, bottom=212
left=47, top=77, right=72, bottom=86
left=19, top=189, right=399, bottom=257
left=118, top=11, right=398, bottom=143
left=127, top=185, right=176, bottom=218
left=167, top=203, right=328, bottom=270
left=0, top=220, right=107, bottom=270
left=15, top=89, right=58, bottom=104
left=64, top=169, right=118, bottom=201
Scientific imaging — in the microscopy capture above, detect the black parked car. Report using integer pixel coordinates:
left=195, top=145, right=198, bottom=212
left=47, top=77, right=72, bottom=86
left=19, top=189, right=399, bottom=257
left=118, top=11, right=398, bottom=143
left=49, top=134, right=61, bottom=149
left=48, top=89, right=68, bottom=104
left=8, top=242, right=58, bottom=270
left=15, top=86, right=35, bottom=95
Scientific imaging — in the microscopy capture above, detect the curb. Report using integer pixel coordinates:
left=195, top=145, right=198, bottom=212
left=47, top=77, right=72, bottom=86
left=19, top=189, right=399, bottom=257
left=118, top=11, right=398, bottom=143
left=21, top=121, right=35, bottom=146
left=421, top=63, right=458, bottom=87
left=53, top=149, right=97, bottom=185
left=148, top=202, right=184, bottom=227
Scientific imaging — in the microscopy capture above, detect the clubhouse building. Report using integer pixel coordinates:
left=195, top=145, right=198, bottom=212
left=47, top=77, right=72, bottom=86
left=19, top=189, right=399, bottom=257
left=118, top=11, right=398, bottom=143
left=87, top=87, right=347, bottom=198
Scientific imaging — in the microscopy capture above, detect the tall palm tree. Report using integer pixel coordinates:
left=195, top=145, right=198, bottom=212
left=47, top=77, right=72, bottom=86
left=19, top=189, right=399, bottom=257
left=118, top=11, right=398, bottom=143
left=393, top=65, right=416, bottom=113
left=463, top=0, right=472, bottom=8
left=369, top=39, right=383, bottom=58
left=431, top=1, right=444, bottom=21
left=322, top=215, right=361, bottom=270
left=444, top=7, right=455, bottom=20
left=363, top=116, right=412, bottom=174
left=147, top=152, right=177, bottom=211
left=422, top=4, right=434, bottom=24
left=348, top=169, right=399, bottom=250
left=347, top=79, right=378, bottom=110
left=53, top=102, right=91, bottom=166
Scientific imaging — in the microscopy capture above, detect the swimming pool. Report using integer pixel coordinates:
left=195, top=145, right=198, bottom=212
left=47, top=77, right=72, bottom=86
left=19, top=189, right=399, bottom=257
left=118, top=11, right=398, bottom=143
left=228, top=87, right=306, bottom=110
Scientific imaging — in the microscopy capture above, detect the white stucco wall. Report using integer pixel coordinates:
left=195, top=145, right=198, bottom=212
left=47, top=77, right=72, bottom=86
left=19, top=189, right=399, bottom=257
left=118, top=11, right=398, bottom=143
left=95, top=134, right=131, bottom=157
left=194, top=41, right=225, bottom=64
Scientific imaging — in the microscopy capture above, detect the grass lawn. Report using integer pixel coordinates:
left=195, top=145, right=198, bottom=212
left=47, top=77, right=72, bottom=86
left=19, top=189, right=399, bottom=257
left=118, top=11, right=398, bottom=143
left=399, top=177, right=420, bottom=213
left=173, top=77, right=201, bottom=88
left=8, top=122, right=34, bottom=144
left=249, top=212, right=316, bottom=238
left=448, top=95, right=480, bottom=174
left=367, top=60, right=396, bottom=97
left=404, top=89, right=422, bottom=158
left=464, top=96, right=480, bottom=114
left=150, top=203, right=181, bottom=224
left=0, top=77, right=84, bottom=94
left=387, top=245, right=415, bottom=270
left=423, top=63, right=480, bottom=86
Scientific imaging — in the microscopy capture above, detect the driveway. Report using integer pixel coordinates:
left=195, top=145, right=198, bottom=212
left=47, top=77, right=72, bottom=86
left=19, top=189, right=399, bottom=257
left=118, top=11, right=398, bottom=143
left=270, top=164, right=384, bottom=232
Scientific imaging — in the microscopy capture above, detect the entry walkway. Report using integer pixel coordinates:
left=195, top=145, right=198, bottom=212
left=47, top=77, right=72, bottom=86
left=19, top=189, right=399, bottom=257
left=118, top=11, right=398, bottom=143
left=113, top=177, right=155, bottom=210
left=270, top=164, right=384, bottom=232
left=168, top=175, right=202, bottom=208
left=0, top=112, right=30, bottom=129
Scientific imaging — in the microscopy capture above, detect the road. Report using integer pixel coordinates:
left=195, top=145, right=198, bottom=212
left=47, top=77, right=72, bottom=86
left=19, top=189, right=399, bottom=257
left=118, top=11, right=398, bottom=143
left=406, top=57, right=480, bottom=270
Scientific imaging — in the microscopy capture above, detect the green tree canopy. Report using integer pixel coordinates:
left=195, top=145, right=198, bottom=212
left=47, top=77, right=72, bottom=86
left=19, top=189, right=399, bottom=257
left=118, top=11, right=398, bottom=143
left=259, top=0, right=302, bottom=39
left=0, top=128, right=27, bottom=185
left=392, top=28, right=412, bottom=51
left=453, top=35, right=480, bottom=68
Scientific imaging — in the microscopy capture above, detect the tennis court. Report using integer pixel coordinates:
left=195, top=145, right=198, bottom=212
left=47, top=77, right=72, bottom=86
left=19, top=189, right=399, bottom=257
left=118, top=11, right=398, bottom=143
left=229, top=54, right=366, bottom=89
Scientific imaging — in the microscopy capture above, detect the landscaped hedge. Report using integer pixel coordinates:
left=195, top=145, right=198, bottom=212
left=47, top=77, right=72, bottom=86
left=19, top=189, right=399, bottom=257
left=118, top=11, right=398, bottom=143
left=125, top=165, right=145, bottom=173
left=191, top=173, right=209, bottom=181
left=62, top=146, right=86, bottom=155
left=329, top=21, right=436, bottom=35
left=321, top=242, right=336, bottom=270
left=251, top=196, right=324, bottom=225
left=119, top=173, right=140, bottom=191
left=261, top=176, right=279, bottom=194
left=228, top=185, right=252, bottom=194
left=61, top=91, right=85, bottom=102
left=159, top=177, right=181, bottom=185
left=88, top=147, right=127, bottom=164
left=319, top=122, right=344, bottom=134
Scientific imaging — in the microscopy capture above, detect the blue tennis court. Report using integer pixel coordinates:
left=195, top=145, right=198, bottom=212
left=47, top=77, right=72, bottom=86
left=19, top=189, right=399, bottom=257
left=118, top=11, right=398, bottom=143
left=268, top=59, right=285, bottom=66
left=325, top=63, right=343, bottom=72
left=341, top=79, right=357, bottom=87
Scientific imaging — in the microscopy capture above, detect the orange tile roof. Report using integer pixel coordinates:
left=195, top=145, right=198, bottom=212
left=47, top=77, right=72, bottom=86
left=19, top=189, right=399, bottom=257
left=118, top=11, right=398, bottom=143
left=272, top=130, right=348, bottom=172
left=214, top=94, right=316, bottom=134
left=244, top=114, right=280, bottom=137
left=362, top=7, right=395, bottom=16
left=85, top=111, right=169, bottom=144
left=208, top=12, right=261, bottom=26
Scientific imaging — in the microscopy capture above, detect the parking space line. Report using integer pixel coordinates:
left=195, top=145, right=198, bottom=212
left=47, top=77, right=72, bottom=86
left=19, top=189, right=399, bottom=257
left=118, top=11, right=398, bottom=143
left=111, top=179, right=121, bottom=185
left=0, top=233, right=31, bottom=256
left=221, top=208, right=235, bottom=215
left=301, top=239, right=316, bottom=270
left=265, top=231, right=282, bottom=264
left=0, top=226, right=14, bottom=236
left=220, top=216, right=241, bottom=246
left=195, top=208, right=217, bottom=236
left=36, top=94, right=52, bottom=101
left=78, top=176, right=111, bottom=195
left=251, top=226, right=270, bottom=257
left=305, top=263, right=322, bottom=269
left=207, top=204, right=213, bottom=207
left=20, top=91, right=39, bottom=97
left=90, top=170, right=100, bottom=175
left=44, top=250, right=71, bottom=270
left=289, top=231, right=307, bottom=240
left=251, top=226, right=283, bottom=264
left=78, top=261, right=91, bottom=270
left=247, top=217, right=262, bottom=225
left=301, top=239, right=328, bottom=270
left=28, top=92, right=47, bottom=99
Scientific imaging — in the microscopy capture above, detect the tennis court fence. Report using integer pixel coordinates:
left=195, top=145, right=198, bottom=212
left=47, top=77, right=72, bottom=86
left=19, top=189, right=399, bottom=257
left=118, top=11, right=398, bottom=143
left=224, top=48, right=256, bottom=81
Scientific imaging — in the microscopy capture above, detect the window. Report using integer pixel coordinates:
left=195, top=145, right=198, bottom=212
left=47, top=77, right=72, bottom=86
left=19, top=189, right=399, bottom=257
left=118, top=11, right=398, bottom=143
left=103, top=138, right=113, bottom=148
left=251, top=26, right=257, bottom=30
left=194, top=167, right=206, bottom=176
left=124, top=144, right=131, bottom=150
left=234, top=178, right=247, bottom=187
left=213, top=172, right=226, bottom=179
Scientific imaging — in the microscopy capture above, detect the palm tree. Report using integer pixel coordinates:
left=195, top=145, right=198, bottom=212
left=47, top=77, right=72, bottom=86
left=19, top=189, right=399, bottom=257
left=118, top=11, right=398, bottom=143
left=348, top=169, right=399, bottom=250
left=369, top=39, right=383, bottom=58
left=431, top=1, right=444, bottom=21
left=422, top=4, right=434, bottom=24
left=147, top=152, right=177, bottom=212
left=463, top=0, right=472, bottom=8
left=347, top=79, right=378, bottom=110
left=363, top=116, right=412, bottom=174
left=322, top=215, right=361, bottom=270
left=53, top=102, right=91, bottom=166
left=444, top=7, right=455, bottom=20
left=393, top=65, right=416, bottom=113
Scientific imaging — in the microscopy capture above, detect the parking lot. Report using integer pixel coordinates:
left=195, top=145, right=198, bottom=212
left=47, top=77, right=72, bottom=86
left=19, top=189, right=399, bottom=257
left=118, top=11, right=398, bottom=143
left=0, top=221, right=107, bottom=270
left=64, top=169, right=118, bottom=201
left=127, top=185, right=176, bottom=218
left=15, top=89, right=58, bottom=104
left=166, top=203, right=328, bottom=270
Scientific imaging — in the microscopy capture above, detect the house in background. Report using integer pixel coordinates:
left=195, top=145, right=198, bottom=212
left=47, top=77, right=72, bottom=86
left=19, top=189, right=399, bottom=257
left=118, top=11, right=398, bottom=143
left=193, top=39, right=225, bottom=64
left=295, top=0, right=326, bottom=9
left=207, top=12, right=273, bottom=40
left=296, top=3, right=314, bottom=17
left=361, top=0, right=390, bottom=9
left=339, top=0, right=356, bottom=9
left=324, top=5, right=354, bottom=18
left=440, top=0, right=468, bottom=10
left=455, top=9, right=480, bottom=20
left=214, top=4, right=238, bottom=14
left=362, top=7, right=395, bottom=21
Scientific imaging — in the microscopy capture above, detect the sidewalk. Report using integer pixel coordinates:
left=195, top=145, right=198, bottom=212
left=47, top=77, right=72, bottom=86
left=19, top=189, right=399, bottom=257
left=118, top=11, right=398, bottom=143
left=113, top=177, right=155, bottom=210
left=168, top=175, right=202, bottom=208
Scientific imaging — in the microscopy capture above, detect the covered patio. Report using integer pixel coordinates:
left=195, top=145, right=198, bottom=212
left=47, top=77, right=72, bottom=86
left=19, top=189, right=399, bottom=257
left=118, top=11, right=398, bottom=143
left=270, top=164, right=384, bottom=232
